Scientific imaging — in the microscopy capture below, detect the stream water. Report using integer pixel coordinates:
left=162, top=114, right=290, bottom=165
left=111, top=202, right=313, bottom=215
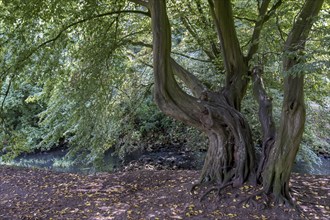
left=1, top=148, right=329, bottom=175
left=0, top=149, right=120, bottom=174
left=292, top=158, right=330, bottom=175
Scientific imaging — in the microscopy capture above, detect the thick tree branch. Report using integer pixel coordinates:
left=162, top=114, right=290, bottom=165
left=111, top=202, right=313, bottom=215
left=284, top=0, right=323, bottom=53
left=208, top=0, right=249, bottom=110
left=207, top=0, right=228, bottom=72
left=252, top=67, right=276, bottom=141
left=170, top=59, right=206, bottom=97
left=213, top=0, right=245, bottom=73
left=150, top=0, right=204, bottom=128
left=246, top=0, right=283, bottom=62
left=252, top=67, right=276, bottom=182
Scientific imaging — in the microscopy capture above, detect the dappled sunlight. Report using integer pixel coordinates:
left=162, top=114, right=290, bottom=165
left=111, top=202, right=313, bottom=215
left=93, top=202, right=130, bottom=219
left=1, top=166, right=329, bottom=219
left=291, top=173, right=330, bottom=219
left=0, top=0, right=329, bottom=219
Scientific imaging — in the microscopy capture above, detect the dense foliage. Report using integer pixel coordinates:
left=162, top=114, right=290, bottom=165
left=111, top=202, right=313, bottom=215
left=0, top=0, right=329, bottom=170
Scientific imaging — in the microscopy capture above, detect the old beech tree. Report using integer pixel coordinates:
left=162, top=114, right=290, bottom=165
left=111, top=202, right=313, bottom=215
left=130, top=0, right=324, bottom=204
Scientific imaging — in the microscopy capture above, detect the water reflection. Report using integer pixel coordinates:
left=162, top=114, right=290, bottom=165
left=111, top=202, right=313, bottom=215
left=0, top=149, right=120, bottom=174
left=1, top=149, right=329, bottom=175
left=292, top=157, right=330, bottom=175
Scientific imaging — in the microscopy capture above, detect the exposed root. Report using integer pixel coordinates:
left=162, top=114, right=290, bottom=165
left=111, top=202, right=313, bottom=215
left=190, top=183, right=200, bottom=194
left=199, top=187, right=218, bottom=201
left=274, top=195, right=305, bottom=217
left=238, top=190, right=304, bottom=214
left=199, top=182, right=233, bottom=201
left=190, top=179, right=213, bottom=194
left=238, top=191, right=270, bottom=210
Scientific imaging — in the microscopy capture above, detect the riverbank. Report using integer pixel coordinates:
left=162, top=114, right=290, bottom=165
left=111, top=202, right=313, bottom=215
left=0, top=165, right=329, bottom=219
left=1, top=143, right=330, bottom=176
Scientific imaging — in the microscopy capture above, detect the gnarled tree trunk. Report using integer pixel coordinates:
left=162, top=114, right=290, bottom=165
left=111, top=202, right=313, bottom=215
left=149, top=0, right=255, bottom=187
left=198, top=91, right=255, bottom=186
left=262, top=76, right=306, bottom=204
left=262, top=0, right=324, bottom=204
left=130, top=0, right=324, bottom=206
left=252, top=67, right=276, bottom=183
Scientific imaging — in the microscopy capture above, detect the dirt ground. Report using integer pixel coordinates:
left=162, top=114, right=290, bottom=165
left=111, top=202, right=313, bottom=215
left=0, top=165, right=329, bottom=219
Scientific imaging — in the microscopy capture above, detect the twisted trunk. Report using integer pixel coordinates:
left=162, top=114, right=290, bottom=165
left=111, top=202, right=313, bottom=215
left=150, top=0, right=255, bottom=186
left=198, top=91, right=255, bottom=186
left=252, top=67, right=276, bottom=183
left=131, top=0, right=324, bottom=206
left=262, top=0, right=324, bottom=203
left=262, top=76, right=306, bottom=204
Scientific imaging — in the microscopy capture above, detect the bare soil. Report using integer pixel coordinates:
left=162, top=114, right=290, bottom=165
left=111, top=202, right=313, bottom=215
left=0, top=165, right=329, bottom=219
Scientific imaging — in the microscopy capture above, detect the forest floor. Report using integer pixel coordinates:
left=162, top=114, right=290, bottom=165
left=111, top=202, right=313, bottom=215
left=0, top=165, right=329, bottom=220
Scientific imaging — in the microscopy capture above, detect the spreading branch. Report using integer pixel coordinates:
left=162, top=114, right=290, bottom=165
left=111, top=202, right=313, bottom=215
left=208, top=0, right=249, bottom=109
left=127, top=39, right=207, bottom=96
left=171, top=51, right=211, bottom=63
left=150, top=0, right=204, bottom=128
left=128, top=0, right=149, bottom=8
left=129, top=40, right=212, bottom=63
left=1, top=9, right=150, bottom=81
left=180, top=16, right=216, bottom=60
left=246, top=0, right=283, bottom=61
left=170, top=59, right=206, bottom=97
left=1, top=76, right=13, bottom=109
left=37, top=10, right=150, bottom=49
left=207, top=0, right=226, bottom=68
left=234, top=16, right=256, bottom=23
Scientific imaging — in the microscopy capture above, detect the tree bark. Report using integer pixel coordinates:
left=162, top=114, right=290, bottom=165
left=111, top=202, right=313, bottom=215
left=150, top=0, right=255, bottom=186
left=262, top=0, right=324, bottom=204
left=252, top=67, right=276, bottom=183
left=132, top=0, right=324, bottom=204
left=208, top=0, right=249, bottom=110
left=198, top=92, right=255, bottom=186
